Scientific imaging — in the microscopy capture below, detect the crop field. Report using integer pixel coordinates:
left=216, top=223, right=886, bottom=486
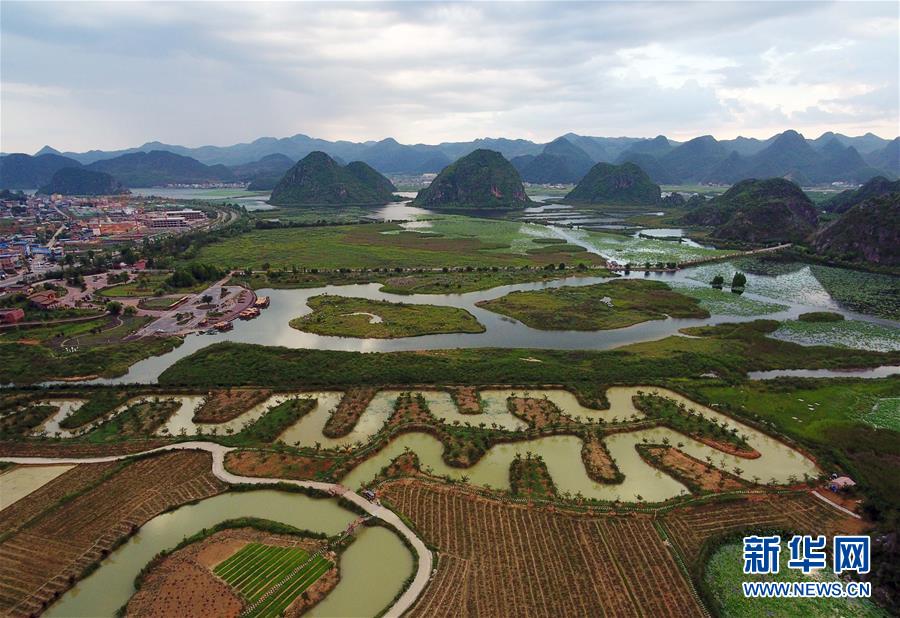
left=669, top=284, right=788, bottom=316
left=214, top=542, right=333, bottom=618
left=0, top=452, right=225, bottom=617
left=382, top=479, right=705, bottom=617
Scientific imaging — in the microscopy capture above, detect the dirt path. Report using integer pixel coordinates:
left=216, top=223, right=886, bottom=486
left=0, top=441, right=432, bottom=618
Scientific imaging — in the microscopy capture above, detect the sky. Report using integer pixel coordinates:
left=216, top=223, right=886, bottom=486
left=1, top=1, right=898, bottom=154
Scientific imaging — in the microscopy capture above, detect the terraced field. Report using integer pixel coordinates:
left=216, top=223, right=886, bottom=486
left=214, top=542, right=334, bottom=618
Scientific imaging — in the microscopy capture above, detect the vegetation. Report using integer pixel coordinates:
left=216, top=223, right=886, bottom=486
left=682, top=178, right=818, bottom=244
left=771, top=318, right=900, bottom=353
left=290, top=295, right=485, bottom=338
left=813, top=193, right=899, bottom=267
left=565, top=162, right=661, bottom=205
left=798, top=311, right=844, bottom=322
left=37, top=167, right=127, bottom=195
left=158, top=320, right=899, bottom=389
left=270, top=151, right=396, bottom=206
left=476, top=279, right=708, bottom=330
left=213, top=542, right=333, bottom=618
left=705, top=541, right=884, bottom=617
left=86, top=150, right=234, bottom=187
left=412, top=149, right=531, bottom=210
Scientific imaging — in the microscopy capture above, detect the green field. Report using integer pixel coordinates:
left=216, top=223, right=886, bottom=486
left=704, top=542, right=885, bottom=617
left=670, top=284, right=788, bottom=316
left=771, top=318, right=900, bottom=353
left=190, top=220, right=603, bottom=271
left=477, top=279, right=709, bottom=330
left=571, top=228, right=735, bottom=265
left=214, top=542, right=333, bottom=618
left=98, top=273, right=207, bottom=298
left=290, top=295, right=485, bottom=338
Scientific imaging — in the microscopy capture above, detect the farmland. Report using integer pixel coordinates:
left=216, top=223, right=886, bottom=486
left=214, top=542, right=334, bottom=617
left=0, top=452, right=225, bottom=617
left=290, top=295, right=485, bottom=338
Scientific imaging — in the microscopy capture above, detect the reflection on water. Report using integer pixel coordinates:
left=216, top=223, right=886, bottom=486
left=46, top=490, right=412, bottom=618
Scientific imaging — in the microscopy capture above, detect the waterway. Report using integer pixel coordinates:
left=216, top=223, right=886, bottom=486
left=44, top=490, right=413, bottom=618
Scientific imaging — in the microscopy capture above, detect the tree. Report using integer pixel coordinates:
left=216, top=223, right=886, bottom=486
left=711, top=275, right=724, bottom=288
left=123, top=305, right=137, bottom=316
left=731, top=272, right=747, bottom=293
left=201, top=294, right=213, bottom=304
left=105, top=301, right=123, bottom=315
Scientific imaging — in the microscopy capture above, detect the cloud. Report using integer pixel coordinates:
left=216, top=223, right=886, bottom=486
left=1, top=1, right=897, bottom=153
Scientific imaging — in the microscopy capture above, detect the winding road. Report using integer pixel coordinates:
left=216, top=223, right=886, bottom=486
left=0, top=442, right=432, bottom=618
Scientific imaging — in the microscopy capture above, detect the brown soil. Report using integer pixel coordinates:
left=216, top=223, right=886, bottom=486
left=0, top=451, right=226, bottom=618
left=645, top=446, right=746, bottom=492
left=449, top=387, right=481, bottom=414
left=322, top=388, right=377, bottom=438
left=193, top=388, right=274, bottom=423
left=508, top=396, right=569, bottom=429
left=581, top=437, right=622, bottom=483
left=694, top=435, right=761, bottom=459
left=0, top=439, right=168, bottom=457
left=387, top=392, right=435, bottom=428
left=127, top=528, right=330, bottom=618
left=224, top=450, right=336, bottom=481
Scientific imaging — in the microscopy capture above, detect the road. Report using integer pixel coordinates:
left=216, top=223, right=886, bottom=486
left=0, top=442, right=433, bottom=617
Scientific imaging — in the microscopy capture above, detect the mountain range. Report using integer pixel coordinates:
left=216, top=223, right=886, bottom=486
left=1, top=130, right=897, bottom=189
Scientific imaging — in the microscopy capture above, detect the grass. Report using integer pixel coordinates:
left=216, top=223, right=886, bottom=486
left=289, top=295, right=485, bottom=338
left=189, top=220, right=604, bottom=271
left=98, top=273, right=207, bottom=298
left=476, top=279, right=708, bottom=330
left=157, top=321, right=899, bottom=392
left=213, top=542, right=333, bottom=618
left=868, top=398, right=900, bottom=432
left=571, top=228, right=735, bottom=265
left=704, top=541, right=885, bottom=617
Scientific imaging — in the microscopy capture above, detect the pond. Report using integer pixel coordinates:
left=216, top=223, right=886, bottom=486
left=44, top=490, right=413, bottom=618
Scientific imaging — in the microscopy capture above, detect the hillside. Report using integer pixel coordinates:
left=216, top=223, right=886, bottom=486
left=515, top=137, right=595, bottom=184
left=269, top=151, right=396, bottom=206
left=823, top=176, right=900, bottom=213
left=0, top=153, right=84, bottom=189
left=358, top=138, right=449, bottom=174
left=37, top=167, right=128, bottom=196
left=87, top=150, right=235, bottom=187
left=866, top=138, right=899, bottom=176
left=814, top=193, right=899, bottom=266
left=412, top=149, right=531, bottom=210
left=565, top=162, right=661, bottom=205
left=682, top=178, right=817, bottom=244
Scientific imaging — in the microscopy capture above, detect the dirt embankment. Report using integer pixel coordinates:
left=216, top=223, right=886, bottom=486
left=224, top=450, right=337, bottom=481
left=322, top=388, right=377, bottom=438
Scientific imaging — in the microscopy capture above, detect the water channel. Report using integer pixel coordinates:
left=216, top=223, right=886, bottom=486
left=45, top=489, right=413, bottom=618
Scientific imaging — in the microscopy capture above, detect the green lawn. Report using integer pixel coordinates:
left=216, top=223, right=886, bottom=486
left=290, top=295, right=485, bottom=338
left=704, top=542, right=885, bottom=617
left=214, top=542, right=333, bottom=618
left=476, top=279, right=708, bottom=330
left=98, top=273, right=207, bottom=298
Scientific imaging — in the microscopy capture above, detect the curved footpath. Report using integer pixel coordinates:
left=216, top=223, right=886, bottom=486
left=0, top=441, right=432, bottom=618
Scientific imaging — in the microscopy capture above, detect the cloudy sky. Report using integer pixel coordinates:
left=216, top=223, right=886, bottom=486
left=1, top=1, right=898, bottom=153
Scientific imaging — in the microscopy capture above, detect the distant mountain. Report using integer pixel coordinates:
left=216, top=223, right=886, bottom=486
left=614, top=152, right=675, bottom=184
left=86, top=150, right=234, bottom=187
left=31, top=129, right=896, bottom=180
left=565, top=162, right=661, bottom=205
left=516, top=137, right=594, bottom=184
left=682, top=178, right=817, bottom=243
left=822, top=176, right=900, bottom=213
left=412, top=149, right=531, bottom=210
left=231, top=154, right=295, bottom=191
left=37, top=167, right=128, bottom=196
left=269, top=152, right=396, bottom=206
left=865, top=138, right=899, bottom=176
left=0, top=153, right=83, bottom=189
left=358, top=138, right=450, bottom=174
left=616, top=135, right=673, bottom=160
left=814, top=193, right=899, bottom=266
left=659, top=136, right=727, bottom=183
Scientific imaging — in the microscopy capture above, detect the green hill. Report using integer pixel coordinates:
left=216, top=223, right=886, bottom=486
left=87, top=150, right=234, bottom=187
left=814, top=193, right=899, bottom=266
left=412, top=149, right=531, bottom=210
left=37, top=167, right=128, bottom=196
left=516, top=137, right=595, bottom=184
left=269, top=151, right=396, bottom=206
left=682, top=178, right=817, bottom=244
left=823, top=176, right=900, bottom=213
left=564, top=162, right=660, bottom=205
left=0, top=153, right=84, bottom=189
